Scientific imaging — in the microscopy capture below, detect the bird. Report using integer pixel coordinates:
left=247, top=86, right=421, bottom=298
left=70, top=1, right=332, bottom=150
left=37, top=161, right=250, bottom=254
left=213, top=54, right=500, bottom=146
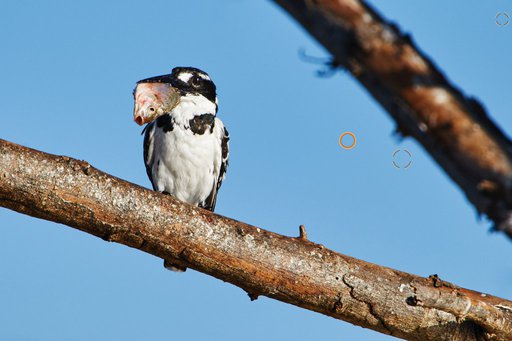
left=133, top=67, right=229, bottom=270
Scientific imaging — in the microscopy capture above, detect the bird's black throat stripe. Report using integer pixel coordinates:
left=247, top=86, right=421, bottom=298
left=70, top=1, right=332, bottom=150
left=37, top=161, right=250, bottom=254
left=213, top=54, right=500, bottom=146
left=156, top=115, right=174, bottom=132
left=189, top=114, right=215, bottom=135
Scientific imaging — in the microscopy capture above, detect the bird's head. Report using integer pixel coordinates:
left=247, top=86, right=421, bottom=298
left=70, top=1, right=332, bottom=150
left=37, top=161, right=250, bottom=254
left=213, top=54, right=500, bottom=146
left=133, top=67, right=217, bottom=126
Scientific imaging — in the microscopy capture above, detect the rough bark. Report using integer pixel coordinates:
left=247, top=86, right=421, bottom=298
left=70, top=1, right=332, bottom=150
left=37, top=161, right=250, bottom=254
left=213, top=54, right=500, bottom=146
left=273, top=0, right=512, bottom=237
left=1, top=139, right=512, bottom=340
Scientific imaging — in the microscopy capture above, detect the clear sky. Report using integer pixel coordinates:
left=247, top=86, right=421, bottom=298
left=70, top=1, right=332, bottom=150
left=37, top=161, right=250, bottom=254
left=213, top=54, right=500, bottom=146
left=1, top=1, right=511, bottom=340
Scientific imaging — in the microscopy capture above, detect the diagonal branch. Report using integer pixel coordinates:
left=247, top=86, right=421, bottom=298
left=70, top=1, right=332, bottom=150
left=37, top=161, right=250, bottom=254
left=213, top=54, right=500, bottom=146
left=273, top=0, right=512, bottom=237
left=1, top=138, right=512, bottom=340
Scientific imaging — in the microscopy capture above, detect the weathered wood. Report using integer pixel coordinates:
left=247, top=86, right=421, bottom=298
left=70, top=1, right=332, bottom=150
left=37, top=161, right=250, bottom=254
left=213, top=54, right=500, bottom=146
left=1, top=138, right=512, bottom=340
left=273, top=0, right=512, bottom=237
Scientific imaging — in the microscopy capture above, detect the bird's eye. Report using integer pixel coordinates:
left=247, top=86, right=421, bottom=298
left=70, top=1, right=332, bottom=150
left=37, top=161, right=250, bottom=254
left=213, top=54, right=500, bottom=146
left=191, top=75, right=201, bottom=87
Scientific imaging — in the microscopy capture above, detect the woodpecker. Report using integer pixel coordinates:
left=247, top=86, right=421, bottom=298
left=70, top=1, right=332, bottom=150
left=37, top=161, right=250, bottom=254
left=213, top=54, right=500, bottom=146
left=133, top=66, right=229, bottom=213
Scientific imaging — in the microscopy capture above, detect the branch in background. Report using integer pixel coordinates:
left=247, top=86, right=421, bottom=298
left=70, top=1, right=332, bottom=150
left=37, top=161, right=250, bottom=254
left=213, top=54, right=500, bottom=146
left=1, top=139, right=512, bottom=340
left=273, top=0, right=512, bottom=237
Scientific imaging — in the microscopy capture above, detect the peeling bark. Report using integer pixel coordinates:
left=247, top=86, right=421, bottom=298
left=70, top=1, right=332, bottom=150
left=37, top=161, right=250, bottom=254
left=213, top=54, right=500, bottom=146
left=273, top=0, right=512, bottom=237
left=1, top=139, right=512, bottom=340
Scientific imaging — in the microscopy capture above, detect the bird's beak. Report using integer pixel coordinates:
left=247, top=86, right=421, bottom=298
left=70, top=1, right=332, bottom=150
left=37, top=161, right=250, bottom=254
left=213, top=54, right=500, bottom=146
left=133, top=78, right=180, bottom=126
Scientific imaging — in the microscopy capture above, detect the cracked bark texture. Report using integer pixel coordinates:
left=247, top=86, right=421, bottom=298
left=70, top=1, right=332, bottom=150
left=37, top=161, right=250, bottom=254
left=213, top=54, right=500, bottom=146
left=273, top=0, right=512, bottom=237
left=1, top=139, right=512, bottom=340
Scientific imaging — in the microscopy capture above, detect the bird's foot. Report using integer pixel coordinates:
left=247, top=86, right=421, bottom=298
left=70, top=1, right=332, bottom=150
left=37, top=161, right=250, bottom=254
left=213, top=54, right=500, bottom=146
left=163, top=259, right=187, bottom=272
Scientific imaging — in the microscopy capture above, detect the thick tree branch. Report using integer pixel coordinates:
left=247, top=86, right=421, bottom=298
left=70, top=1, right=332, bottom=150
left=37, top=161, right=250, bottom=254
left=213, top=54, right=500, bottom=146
left=1, top=139, right=512, bottom=340
left=273, top=0, right=512, bottom=237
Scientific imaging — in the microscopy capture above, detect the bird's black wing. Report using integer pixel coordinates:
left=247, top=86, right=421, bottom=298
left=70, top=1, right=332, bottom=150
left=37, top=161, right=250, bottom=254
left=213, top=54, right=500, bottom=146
left=142, top=122, right=157, bottom=191
left=201, top=126, right=229, bottom=212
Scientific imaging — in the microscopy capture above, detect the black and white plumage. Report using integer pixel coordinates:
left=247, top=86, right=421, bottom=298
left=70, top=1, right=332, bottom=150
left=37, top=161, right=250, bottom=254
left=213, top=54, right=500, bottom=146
left=134, top=67, right=229, bottom=212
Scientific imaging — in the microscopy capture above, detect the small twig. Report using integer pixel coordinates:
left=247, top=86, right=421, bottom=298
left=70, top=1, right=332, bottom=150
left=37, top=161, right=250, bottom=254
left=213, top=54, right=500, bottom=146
left=298, top=224, right=308, bottom=241
left=298, top=47, right=342, bottom=77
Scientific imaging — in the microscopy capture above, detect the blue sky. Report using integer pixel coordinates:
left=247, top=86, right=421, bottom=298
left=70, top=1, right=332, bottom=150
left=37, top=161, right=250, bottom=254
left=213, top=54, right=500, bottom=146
left=1, top=1, right=511, bottom=340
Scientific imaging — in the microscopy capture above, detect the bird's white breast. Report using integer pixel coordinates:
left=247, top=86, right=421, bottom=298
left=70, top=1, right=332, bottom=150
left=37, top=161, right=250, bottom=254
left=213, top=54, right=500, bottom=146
left=151, top=116, right=224, bottom=206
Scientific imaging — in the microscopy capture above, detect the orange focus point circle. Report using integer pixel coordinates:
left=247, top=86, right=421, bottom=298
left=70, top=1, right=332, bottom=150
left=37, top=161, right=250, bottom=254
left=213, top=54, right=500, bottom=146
left=339, top=132, right=357, bottom=150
